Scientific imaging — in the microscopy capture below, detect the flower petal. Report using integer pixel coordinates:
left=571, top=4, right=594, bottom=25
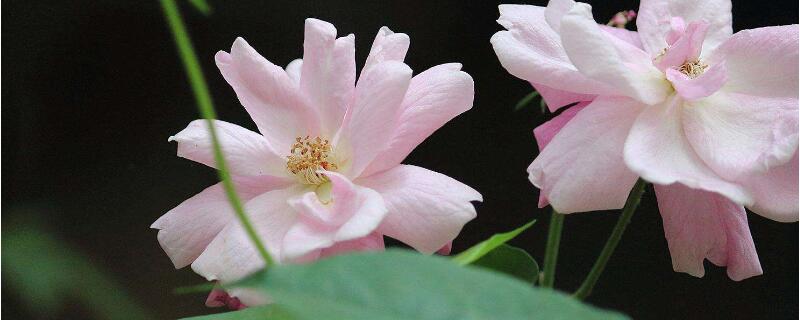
left=559, top=3, right=670, bottom=105
left=528, top=97, right=641, bottom=213
left=707, top=25, right=799, bottom=98
left=490, top=4, right=617, bottom=97
left=598, top=25, right=643, bottom=49
left=362, top=27, right=410, bottom=76
left=740, top=152, right=799, bottom=222
left=624, top=96, right=751, bottom=204
left=169, top=119, right=287, bottom=177
left=285, top=59, right=302, bottom=85
left=191, top=186, right=302, bottom=282
left=361, top=63, right=474, bottom=177
left=216, top=38, right=320, bottom=152
left=682, top=92, right=798, bottom=180
left=654, top=21, right=709, bottom=71
left=531, top=82, right=595, bottom=112
left=665, top=61, right=727, bottom=100
left=532, top=102, right=590, bottom=207
left=299, top=19, right=356, bottom=135
left=341, top=61, right=412, bottom=177
left=359, top=165, right=481, bottom=254
left=152, top=176, right=291, bottom=268
left=637, top=0, right=733, bottom=57
left=282, top=172, right=387, bottom=259
left=654, top=183, right=762, bottom=281
left=319, top=233, right=385, bottom=258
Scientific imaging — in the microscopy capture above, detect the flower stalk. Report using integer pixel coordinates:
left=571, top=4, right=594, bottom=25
left=573, top=178, right=646, bottom=299
left=541, top=208, right=564, bottom=288
left=158, top=0, right=274, bottom=267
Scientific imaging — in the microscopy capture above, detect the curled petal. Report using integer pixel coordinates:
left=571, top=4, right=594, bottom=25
left=654, top=183, right=762, bottom=281
left=362, top=26, right=410, bottom=76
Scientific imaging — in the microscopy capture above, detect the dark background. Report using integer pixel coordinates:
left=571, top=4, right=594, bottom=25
left=3, top=0, right=797, bottom=319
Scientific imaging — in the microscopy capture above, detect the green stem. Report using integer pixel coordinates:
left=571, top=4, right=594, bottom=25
left=573, top=178, right=646, bottom=299
left=541, top=209, right=564, bottom=288
left=159, top=0, right=274, bottom=267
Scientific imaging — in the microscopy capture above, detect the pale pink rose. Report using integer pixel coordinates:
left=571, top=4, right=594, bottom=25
left=153, top=18, right=481, bottom=305
left=492, top=0, right=798, bottom=280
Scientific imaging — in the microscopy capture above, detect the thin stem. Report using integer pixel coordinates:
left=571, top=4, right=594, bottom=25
left=159, top=0, right=274, bottom=267
left=541, top=209, right=564, bottom=288
left=573, top=178, right=646, bottom=299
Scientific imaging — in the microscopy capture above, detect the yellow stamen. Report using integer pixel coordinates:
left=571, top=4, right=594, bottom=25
left=678, top=60, right=708, bottom=79
left=286, top=136, right=338, bottom=185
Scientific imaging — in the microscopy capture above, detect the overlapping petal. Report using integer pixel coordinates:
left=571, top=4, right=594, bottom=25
left=216, top=38, right=320, bottom=152
left=740, top=153, right=799, bottom=222
left=362, top=27, right=410, bottom=76
left=342, top=61, right=412, bottom=177
left=299, top=19, right=356, bottom=135
left=624, top=96, right=752, bottom=204
left=358, top=165, right=481, bottom=254
left=637, top=0, right=733, bottom=57
left=529, top=97, right=642, bottom=213
left=361, top=63, right=474, bottom=177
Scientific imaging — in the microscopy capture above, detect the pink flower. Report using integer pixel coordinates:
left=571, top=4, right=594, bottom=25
left=153, top=18, right=481, bottom=304
left=492, top=0, right=798, bottom=280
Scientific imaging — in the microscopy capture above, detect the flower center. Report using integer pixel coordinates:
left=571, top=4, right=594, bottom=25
left=677, top=60, right=708, bottom=79
left=286, top=136, right=339, bottom=185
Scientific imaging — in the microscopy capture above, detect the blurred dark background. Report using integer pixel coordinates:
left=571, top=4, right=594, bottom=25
left=3, top=0, right=797, bottom=319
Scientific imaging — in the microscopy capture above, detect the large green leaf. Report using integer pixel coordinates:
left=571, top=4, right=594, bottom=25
left=191, top=250, right=627, bottom=320
left=452, top=220, right=535, bottom=265
left=471, top=244, right=539, bottom=284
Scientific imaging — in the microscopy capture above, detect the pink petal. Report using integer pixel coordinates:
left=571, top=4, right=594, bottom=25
left=299, top=19, right=356, bottom=135
left=531, top=82, right=595, bottom=112
left=362, top=27, right=410, bottom=76
left=682, top=92, right=798, bottom=181
left=559, top=3, right=670, bottom=105
left=152, top=176, right=291, bottom=268
left=342, top=61, right=412, bottom=178
left=637, top=0, right=732, bottom=57
left=528, top=97, right=641, bottom=213
left=654, top=183, right=762, bottom=281
left=623, top=96, right=751, bottom=204
left=665, top=62, right=727, bottom=100
left=707, top=25, right=799, bottom=98
left=319, top=233, right=385, bottom=258
left=654, top=21, right=709, bottom=71
left=437, top=242, right=453, bottom=255
left=598, top=25, right=643, bottom=49
left=216, top=38, right=320, bottom=152
left=532, top=102, right=590, bottom=207
left=740, top=152, right=799, bottom=222
left=358, top=165, right=481, bottom=254
left=205, top=288, right=246, bottom=310
left=360, top=63, right=474, bottom=177
left=191, top=186, right=302, bottom=282
left=490, top=4, right=617, bottom=97
left=282, top=172, right=387, bottom=259
left=285, top=59, right=302, bottom=85
left=169, top=119, right=287, bottom=177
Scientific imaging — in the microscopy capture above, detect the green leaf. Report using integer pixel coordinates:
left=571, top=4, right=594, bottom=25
left=540, top=98, right=548, bottom=114
left=200, top=250, right=627, bottom=320
left=471, top=244, right=539, bottom=284
left=187, top=0, right=212, bottom=15
left=452, top=220, right=535, bottom=265
left=184, top=305, right=292, bottom=319
left=514, top=91, right=540, bottom=111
